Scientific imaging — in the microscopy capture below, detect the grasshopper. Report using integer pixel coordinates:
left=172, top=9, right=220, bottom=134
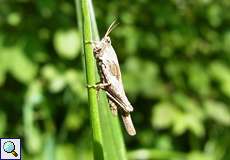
left=87, top=21, right=136, bottom=136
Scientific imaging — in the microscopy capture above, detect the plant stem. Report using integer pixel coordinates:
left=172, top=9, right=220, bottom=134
left=80, top=0, right=104, bottom=159
left=77, top=0, right=127, bottom=159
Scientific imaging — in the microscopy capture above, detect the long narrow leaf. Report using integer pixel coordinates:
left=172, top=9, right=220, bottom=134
left=76, top=0, right=127, bottom=159
left=79, top=0, right=104, bottom=159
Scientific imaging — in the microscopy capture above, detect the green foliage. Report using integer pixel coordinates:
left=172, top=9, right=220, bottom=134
left=0, top=0, right=230, bottom=160
left=54, top=29, right=80, bottom=59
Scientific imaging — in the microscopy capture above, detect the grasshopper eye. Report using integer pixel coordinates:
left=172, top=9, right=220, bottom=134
left=105, top=37, right=111, bottom=43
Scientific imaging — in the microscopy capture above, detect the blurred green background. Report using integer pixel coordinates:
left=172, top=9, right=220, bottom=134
left=1, top=0, right=230, bottom=159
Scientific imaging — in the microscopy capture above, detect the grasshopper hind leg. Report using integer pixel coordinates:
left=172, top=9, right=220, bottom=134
left=121, top=113, right=136, bottom=136
left=107, top=96, right=136, bottom=136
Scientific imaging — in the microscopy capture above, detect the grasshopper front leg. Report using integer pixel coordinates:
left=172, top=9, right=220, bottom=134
left=87, top=82, right=111, bottom=100
left=87, top=82, right=111, bottom=91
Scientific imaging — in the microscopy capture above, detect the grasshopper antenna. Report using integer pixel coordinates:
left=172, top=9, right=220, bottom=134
left=104, top=19, right=119, bottom=37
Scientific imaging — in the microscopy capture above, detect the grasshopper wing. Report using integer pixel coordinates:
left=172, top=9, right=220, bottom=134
left=100, top=44, right=136, bottom=135
left=100, top=44, right=133, bottom=113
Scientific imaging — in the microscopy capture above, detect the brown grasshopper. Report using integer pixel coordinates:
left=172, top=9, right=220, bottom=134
left=87, top=21, right=136, bottom=136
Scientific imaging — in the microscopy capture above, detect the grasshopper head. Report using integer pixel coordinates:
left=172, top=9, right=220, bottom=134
left=93, top=41, right=104, bottom=58
left=93, top=36, right=111, bottom=58
left=101, top=36, right=111, bottom=46
left=103, top=36, right=111, bottom=44
left=93, top=20, right=117, bottom=57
